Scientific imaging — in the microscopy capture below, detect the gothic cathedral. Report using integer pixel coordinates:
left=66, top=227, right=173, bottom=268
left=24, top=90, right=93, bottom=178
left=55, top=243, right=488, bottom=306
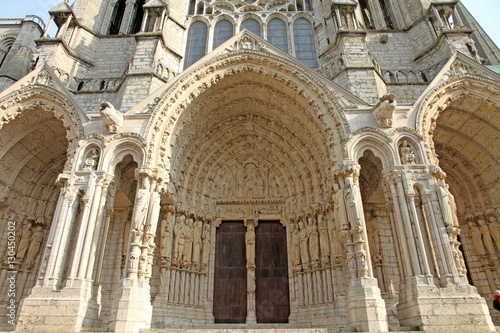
left=0, top=0, right=499, bottom=332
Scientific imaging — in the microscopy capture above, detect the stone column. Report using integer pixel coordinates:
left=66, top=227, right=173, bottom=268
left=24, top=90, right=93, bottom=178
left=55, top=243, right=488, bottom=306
left=384, top=166, right=495, bottom=333
left=119, top=0, right=139, bottom=34
left=16, top=171, right=113, bottom=332
left=334, top=164, right=388, bottom=333
left=110, top=171, right=163, bottom=333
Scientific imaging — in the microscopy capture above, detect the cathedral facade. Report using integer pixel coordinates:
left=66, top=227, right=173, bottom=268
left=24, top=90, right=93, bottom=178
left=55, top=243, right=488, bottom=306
left=0, top=0, right=499, bottom=332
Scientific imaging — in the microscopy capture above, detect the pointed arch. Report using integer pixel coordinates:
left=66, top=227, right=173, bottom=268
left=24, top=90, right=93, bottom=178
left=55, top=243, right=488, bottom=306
left=415, top=73, right=500, bottom=217
left=144, top=50, right=352, bottom=214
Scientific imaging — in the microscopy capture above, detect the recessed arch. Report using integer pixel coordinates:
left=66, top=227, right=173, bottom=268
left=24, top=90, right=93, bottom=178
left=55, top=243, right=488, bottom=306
left=145, top=51, right=352, bottom=215
left=416, top=74, right=500, bottom=220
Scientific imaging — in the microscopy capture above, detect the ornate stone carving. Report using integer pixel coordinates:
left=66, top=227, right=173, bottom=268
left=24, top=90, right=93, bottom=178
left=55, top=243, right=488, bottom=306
left=132, top=177, right=150, bottom=231
left=25, top=226, right=43, bottom=269
left=82, top=147, right=100, bottom=171
left=173, top=214, right=187, bottom=266
left=99, top=101, right=124, bottom=134
left=16, top=222, right=32, bottom=262
left=160, top=211, right=174, bottom=264
left=399, top=140, right=415, bottom=164
left=373, top=94, right=396, bottom=128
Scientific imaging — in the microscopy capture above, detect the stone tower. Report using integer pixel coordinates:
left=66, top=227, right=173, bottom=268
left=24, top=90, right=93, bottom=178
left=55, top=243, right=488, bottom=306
left=0, top=0, right=499, bottom=332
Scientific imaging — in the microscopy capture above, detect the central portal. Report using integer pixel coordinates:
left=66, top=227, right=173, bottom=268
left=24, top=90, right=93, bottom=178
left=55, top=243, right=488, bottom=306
left=213, top=220, right=290, bottom=323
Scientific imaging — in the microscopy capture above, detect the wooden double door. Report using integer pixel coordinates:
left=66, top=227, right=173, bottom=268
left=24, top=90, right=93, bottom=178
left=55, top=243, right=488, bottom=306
left=213, top=221, right=289, bottom=323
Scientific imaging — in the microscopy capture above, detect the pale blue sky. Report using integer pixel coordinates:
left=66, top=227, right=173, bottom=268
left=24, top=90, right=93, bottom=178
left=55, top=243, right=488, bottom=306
left=0, top=0, right=498, bottom=46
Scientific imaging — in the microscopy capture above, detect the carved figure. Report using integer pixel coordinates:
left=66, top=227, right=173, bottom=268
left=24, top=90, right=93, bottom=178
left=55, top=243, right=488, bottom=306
left=298, top=220, right=309, bottom=269
left=201, top=222, right=211, bottom=269
left=246, top=224, right=256, bottom=269
left=268, top=174, right=281, bottom=197
left=436, top=179, right=459, bottom=228
left=160, top=212, right=173, bottom=262
left=318, top=214, right=330, bottom=265
left=182, top=218, right=194, bottom=267
left=173, top=215, right=187, bottom=266
left=132, top=177, right=150, bottom=231
left=25, top=226, right=43, bottom=269
left=16, top=223, right=32, bottom=260
left=307, top=216, right=320, bottom=266
left=290, top=222, right=301, bottom=270
left=488, top=216, right=500, bottom=251
left=400, top=140, right=415, bottom=164
left=83, top=148, right=100, bottom=171
left=128, top=253, right=139, bottom=277
left=331, top=226, right=343, bottom=262
left=373, top=94, right=396, bottom=128
left=344, top=177, right=363, bottom=229
left=478, top=219, right=498, bottom=262
left=367, top=217, right=381, bottom=263
left=192, top=219, right=203, bottom=268
left=333, top=183, right=349, bottom=230
left=468, top=221, right=486, bottom=258
left=99, top=101, right=124, bottom=133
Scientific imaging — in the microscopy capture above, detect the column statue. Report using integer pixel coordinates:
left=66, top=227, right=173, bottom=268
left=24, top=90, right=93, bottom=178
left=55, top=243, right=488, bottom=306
left=367, top=216, right=381, bottom=263
left=246, top=224, right=256, bottom=269
left=192, top=219, right=203, bottom=269
left=478, top=219, right=498, bottom=263
left=201, top=222, right=211, bottom=270
left=468, top=221, right=487, bottom=260
left=160, top=212, right=173, bottom=264
left=307, top=216, right=320, bottom=267
left=318, top=214, right=330, bottom=265
left=173, top=215, right=186, bottom=266
left=290, top=222, right=301, bottom=270
left=25, top=226, right=43, bottom=269
left=16, top=222, right=32, bottom=261
left=333, top=182, right=349, bottom=230
left=298, top=220, right=310, bottom=269
left=132, top=177, right=150, bottom=231
left=437, top=179, right=459, bottom=227
left=488, top=216, right=500, bottom=251
left=344, top=177, right=363, bottom=229
left=182, top=218, right=194, bottom=267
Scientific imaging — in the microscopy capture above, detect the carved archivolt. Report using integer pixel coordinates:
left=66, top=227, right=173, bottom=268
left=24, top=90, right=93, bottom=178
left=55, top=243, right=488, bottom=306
left=144, top=51, right=352, bottom=164
left=141, top=51, right=355, bottom=215
left=415, top=74, right=500, bottom=164
left=0, top=85, right=84, bottom=153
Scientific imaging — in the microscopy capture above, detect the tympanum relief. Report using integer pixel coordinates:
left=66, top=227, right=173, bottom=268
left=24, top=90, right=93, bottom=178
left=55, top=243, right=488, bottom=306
left=216, top=162, right=286, bottom=219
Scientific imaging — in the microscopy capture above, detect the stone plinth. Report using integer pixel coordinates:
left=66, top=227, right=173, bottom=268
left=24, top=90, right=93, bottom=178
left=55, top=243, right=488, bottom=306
left=347, top=277, right=388, bottom=333
left=398, top=279, right=496, bottom=333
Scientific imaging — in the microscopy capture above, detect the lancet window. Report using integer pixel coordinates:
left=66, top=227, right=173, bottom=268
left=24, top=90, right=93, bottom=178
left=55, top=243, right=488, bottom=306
left=213, top=19, right=234, bottom=49
left=184, top=21, right=208, bottom=69
left=293, top=17, right=317, bottom=67
left=268, top=18, right=289, bottom=53
left=240, top=18, right=261, bottom=36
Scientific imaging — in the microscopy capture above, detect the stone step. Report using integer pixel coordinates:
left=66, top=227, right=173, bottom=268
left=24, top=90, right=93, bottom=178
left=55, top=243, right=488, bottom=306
left=141, top=326, right=425, bottom=333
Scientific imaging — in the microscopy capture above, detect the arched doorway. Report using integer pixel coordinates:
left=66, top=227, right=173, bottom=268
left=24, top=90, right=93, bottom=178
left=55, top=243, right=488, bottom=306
left=0, top=102, right=70, bottom=325
left=146, top=52, right=349, bottom=327
left=430, top=88, right=500, bottom=300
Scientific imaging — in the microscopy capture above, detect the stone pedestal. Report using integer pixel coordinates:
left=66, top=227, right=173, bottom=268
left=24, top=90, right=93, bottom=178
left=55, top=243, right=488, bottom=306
left=347, top=277, right=388, bottom=333
left=109, top=279, right=152, bottom=333
left=397, top=278, right=495, bottom=333
left=16, top=279, right=99, bottom=333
